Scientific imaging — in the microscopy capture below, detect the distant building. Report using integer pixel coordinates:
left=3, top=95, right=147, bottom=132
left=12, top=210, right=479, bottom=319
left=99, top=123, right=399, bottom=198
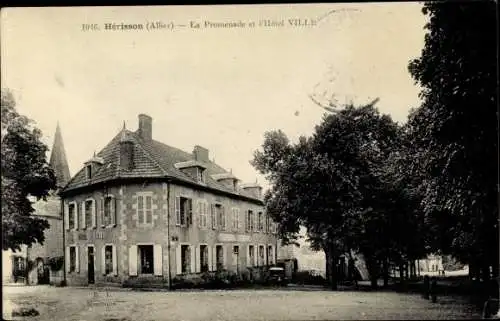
left=2, top=124, right=70, bottom=285
left=60, top=114, right=279, bottom=287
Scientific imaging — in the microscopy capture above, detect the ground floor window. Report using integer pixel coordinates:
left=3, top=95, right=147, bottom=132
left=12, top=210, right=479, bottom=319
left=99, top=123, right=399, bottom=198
left=248, top=245, right=255, bottom=267
left=104, top=245, right=113, bottom=275
left=69, top=246, right=77, bottom=272
left=181, top=245, right=191, bottom=274
left=139, top=245, right=154, bottom=274
left=216, top=245, right=224, bottom=271
left=200, top=245, right=209, bottom=272
left=267, top=245, right=273, bottom=265
left=258, top=245, right=264, bottom=266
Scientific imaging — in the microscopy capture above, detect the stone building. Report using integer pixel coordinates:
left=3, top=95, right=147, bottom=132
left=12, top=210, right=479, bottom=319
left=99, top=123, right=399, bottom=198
left=2, top=124, right=70, bottom=285
left=60, top=114, right=279, bottom=287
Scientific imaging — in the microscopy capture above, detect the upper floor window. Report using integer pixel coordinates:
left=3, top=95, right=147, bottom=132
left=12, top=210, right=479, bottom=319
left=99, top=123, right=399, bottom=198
left=83, top=199, right=96, bottom=229
left=231, top=208, right=240, bottom=231
left=198, top=200, right=208, bottom=228
left=197, top=168, right=206, bottom=183
left=175, top=196, right=192, bottom=227
left=86, top=165, right=92, bottom=179
left=216, top=204, right=226, bottom=230
left=258, top=212, right=263, bottom=232
left=137, top=194, right=153, bottom=225
left=246, top=210, right=254, bottom=232
left=68, top=203, right=76, bottom=230
left=211, top=204, right=217, bottom=229
left=101, top=195, right=116, bottom=227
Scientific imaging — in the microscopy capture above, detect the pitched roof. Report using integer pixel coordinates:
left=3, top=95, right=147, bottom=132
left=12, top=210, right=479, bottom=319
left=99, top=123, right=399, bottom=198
left=62, top=127, right=261, bottom=202
left=49, top=123, right=71, bottom=188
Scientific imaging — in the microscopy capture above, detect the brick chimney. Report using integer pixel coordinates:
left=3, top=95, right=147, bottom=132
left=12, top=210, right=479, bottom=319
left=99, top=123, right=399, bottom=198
left=138, top=114, right=152, bottom=141
left=193, top=145, right=209, bottom=162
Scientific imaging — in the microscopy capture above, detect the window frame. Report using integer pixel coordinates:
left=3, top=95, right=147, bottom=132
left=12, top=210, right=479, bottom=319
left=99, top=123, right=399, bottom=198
left=68, top=201, right=77, bottom=231
left=137, top=192, right=154, bottom=226
left=137, top=244, right=155, bottom=275
left=176, top=195, right=193, bottom=227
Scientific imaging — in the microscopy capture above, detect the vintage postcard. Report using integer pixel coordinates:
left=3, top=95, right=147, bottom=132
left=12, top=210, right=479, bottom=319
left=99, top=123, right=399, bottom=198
left=1, top=3, right=497, bottom=320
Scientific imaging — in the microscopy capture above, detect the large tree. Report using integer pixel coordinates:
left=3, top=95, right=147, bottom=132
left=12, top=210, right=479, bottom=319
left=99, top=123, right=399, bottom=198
left=1, top=89, right=57, bottom=251
left=407, top=2, right=498, bottom=280
left=252, top=102, right=417, bottom=289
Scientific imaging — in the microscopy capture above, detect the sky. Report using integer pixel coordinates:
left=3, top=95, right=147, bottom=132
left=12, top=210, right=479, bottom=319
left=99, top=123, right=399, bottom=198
left=1, top=3, right=427, bottom=190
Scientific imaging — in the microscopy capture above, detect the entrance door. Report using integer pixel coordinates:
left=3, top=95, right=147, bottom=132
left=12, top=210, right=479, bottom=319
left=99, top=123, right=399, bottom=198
left=88, top=246, right=95, bottom=284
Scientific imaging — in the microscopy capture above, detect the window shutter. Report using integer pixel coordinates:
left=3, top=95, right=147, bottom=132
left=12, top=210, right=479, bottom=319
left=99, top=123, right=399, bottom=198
left=197, top=202, right=201, bottom=228
left=74, top=204, right=79, bottom=230
left=176, top=244, right=182, bottom=275
left=246, top=245, right=251, bottom=267
left=75, top=246, right=80, bottom=273
left=190, top=245, right=196, bottom=274
left=207, top=245, right=213, bottom=272
left=212, top=246, right=217, bottom=271
left=65, top=247, right=70, bottom=272
left=188, top=199, right=193, bottom=226
left=195, top=245, right=200, bottom=273
left=111, top=197, right=117, bottom=226
left=153, top=244, right=163, bottom=276
left=222, top=245, right=228, bottom=269
left=100, top=198, right=105, bottom=227
left=81, top=202, right=86, bottom=229
left=271, top=245, right=275, bottom=265
left=221, top=206, right=225, bottom=230
left=128, top=245, right=138, bottom=276
left=91, top=200, right=97, bottom=229
left=112, top=245, right=118, bottom=276
left=64, top=203, right=69, bottom=230
left=212, top=205, right=217, bottom=229
left=102, top=246, right=106, bottom=275
left=175, top=197, right=180, bottom=225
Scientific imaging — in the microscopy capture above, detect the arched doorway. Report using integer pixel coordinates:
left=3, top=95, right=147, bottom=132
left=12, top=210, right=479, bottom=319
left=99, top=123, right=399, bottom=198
left=36, top=258, right=50, bottom=285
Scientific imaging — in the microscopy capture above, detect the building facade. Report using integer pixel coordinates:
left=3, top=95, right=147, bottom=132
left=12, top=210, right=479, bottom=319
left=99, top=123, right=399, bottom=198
left=60, top=114, right=279, bottom=287
left=2, top=124, right=70, bottom=285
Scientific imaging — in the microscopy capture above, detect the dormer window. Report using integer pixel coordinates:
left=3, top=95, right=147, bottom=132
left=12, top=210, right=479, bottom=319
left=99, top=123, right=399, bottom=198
left=197, top=168, right=206, bottom=183
left=86, top=165, right=92, bottom=179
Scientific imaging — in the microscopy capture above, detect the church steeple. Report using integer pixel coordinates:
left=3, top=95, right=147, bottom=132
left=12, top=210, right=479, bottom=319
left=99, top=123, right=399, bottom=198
left=49, top=122, right=71, bottom=189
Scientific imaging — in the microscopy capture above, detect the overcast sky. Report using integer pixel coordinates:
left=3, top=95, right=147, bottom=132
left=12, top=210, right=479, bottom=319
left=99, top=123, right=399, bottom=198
left=1, top=4, right=427, bottom=190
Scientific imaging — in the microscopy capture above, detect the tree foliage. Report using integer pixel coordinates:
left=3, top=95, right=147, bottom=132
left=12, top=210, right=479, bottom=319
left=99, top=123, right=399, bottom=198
left=407, top=2, right=498, bottom=274
left=252, top=102, right=424, bottom=287
left=1, top=88, right=56, bottom=251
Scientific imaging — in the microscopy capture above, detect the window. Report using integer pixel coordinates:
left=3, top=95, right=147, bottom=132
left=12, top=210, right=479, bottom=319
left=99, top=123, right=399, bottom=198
left=100, top=196, right=116, bottom=227
left=86, top=165, right=92, bottom=179
left=259, top=245, right=265, bottom=266
left=258, top=212, right=263, bottom=232
left=231, top=208, right=240, bottom=231
left=69, top=246, right=77, bottom=272
left=84, top=200, right=93, bottom=228
left=181, top=245, right=191, bottom=273
left=139, top=245, right=154, bottom=274
left=176, top=197, right=193, bottom=227
left=104, top=245, right=113, bottom=275
left=267, top=245, right=274, bottom=265
left=197, top=168, right=205, bottom=183
left=211, top=205, right=217, bottom=229
left=137, top=194, right=153, bottom=225
left=248, top=245, right=255, bottom=267
left=216, top=204, right=226, bottom=230
left=215, top=245, right=224, bottom=271
left=200, top=245, right=209, bottom=272
left=246, top=210, right=254, bottom=232
left=198, top=200, right=208, bottom=228
left=68, top=203, right=76, bottom=230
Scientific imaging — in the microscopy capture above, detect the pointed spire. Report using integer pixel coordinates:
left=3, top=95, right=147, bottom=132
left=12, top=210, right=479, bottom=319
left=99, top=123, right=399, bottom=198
left=120, top=123, right=133, bottom=143
left=49, top=122, right=71, bottom=189
left=123, top=121, right=126, bottom=130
